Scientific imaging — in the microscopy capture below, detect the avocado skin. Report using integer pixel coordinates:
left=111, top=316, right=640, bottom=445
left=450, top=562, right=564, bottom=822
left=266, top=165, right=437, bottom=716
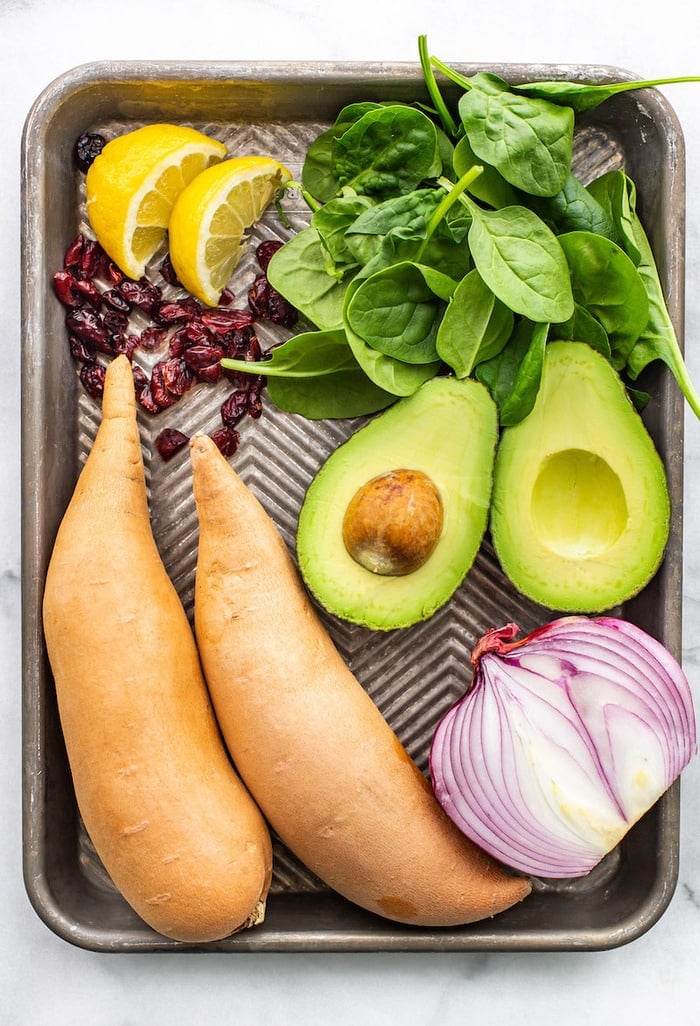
left=490, top=340, right=670, bottom=613
left=296, top=376, right=498, bottom=630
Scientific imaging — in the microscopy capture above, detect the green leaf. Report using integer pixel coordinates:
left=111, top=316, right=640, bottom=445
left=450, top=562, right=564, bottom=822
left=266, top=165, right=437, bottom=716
left=345, top=261, right=456, bottom=364
left=551, top=301, right=611, bottom=359
left=610, top=173, right=700, bottom=418
left=332, top=105, right=440, bottom=199
left=311, top=194, right=375, bottom=273
left=458, top=73, right=574, bottom=197
left=466, top=201, right=574, bottom=323
left=514, top=75, right=700, bottom=113
left=342, top=276, right=440, bottom=395
left=527, top=172, right=623, bottom=243
left=267, top=226, right=349, bottom=331
left=475, top=319, right=549, bottom=425
left=558, top=230, right=649, bottom=368
left=436, top=269, right=514, bottom=377
left=221, top=328, right=395, bottom=419
left=452, top=135, right=519, bottom=209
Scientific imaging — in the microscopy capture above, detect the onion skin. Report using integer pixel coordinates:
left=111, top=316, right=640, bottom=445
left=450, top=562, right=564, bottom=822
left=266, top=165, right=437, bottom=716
left=429, top=616, right=697, bottom=879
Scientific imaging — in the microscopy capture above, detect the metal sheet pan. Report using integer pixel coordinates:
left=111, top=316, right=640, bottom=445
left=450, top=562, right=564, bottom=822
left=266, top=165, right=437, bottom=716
left=21, top=60, right=686, bottom=952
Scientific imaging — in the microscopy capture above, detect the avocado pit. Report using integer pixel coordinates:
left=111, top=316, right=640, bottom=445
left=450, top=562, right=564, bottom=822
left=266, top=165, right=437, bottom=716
left=342, top=469, right=444, bottom=576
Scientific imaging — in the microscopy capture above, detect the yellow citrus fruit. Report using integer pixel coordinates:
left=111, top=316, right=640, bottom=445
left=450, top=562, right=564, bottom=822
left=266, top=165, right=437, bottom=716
left=168, top=155, right=292, bottom=306
left=85, top=124, right=228, bottom=280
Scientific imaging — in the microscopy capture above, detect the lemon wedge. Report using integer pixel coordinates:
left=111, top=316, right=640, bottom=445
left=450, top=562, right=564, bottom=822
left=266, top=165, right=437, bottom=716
left=168, top=155, right=292, bottom=306
left=85, top=124, right=228, bottom=280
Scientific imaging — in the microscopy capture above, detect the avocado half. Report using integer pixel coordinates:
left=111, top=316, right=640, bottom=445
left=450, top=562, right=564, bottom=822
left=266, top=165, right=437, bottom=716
left=490, top=340, right=670, bottom=612
left=296, top=376, right=498, bottom=630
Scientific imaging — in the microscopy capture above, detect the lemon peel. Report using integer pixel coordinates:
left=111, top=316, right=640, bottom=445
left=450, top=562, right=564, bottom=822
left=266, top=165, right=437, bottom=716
left=85, top=124, right=227, bottom=280
left=168, top=155, right=292, bottom=306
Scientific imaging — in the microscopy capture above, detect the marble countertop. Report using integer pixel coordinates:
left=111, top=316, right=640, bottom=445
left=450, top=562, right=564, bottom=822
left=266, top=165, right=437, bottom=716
left=4, top=1, right=700, bottom=1022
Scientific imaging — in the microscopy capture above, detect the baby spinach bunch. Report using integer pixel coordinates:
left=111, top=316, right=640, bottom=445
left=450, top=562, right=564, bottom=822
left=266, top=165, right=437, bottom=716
left=222, top=39, right=700, bottom=423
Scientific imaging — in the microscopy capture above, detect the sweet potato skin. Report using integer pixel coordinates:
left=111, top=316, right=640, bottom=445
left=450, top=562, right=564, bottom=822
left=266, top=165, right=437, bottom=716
left=191, top=433, right=531, bottom=926
left=42, top=356, right=272, bottom=943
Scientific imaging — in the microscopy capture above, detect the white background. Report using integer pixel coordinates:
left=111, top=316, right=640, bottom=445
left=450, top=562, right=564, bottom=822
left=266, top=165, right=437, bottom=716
left=3, top=0, right=700, bottom=1022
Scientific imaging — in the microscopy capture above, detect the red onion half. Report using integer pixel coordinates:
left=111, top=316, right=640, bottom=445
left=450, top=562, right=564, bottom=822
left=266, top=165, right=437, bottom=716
left=429, top=617, right=697, bottom=878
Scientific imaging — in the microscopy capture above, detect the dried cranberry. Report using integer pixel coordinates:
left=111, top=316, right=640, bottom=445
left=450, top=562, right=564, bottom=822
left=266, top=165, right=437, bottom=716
left=119, top=278, right=162, bottom=314
left=220, top=391, right=249, bottom=428
left=106, top=261, right=124, bottom=285
left=111, top=334, right=139, bottom=360
left=153, top=298, right=200, bottom=326
left=150, top=361, right=178, bottom=408
left=68, top=335, right=96, bottom=363
left=74, top=132, right=106, bottom=173
left=218, top=288, right=235, bottom=306
left=102, top=309, right=129, bottom=335
left=161, top=357, right=195, bottom=398
left=196, top=362, right=223, bottom=385
left=66, top=308, right=112, bottom=353
left=201, top=307, right=254, bottom=334
left=53, top=270, right=81, bottom=309
left=63, top=235, right=85, bottom=271
left=155, top=428, right=190, bottom=461
left=102, top=287, right=131, bottom=313
left=256, top=240, right=282, bottom=272
left=139, top=326, right=168, bottom=351
left=222, top=367, right=253, bottom=390
left=210, top=426, right=240, bottom=458
left=168, top=327, right=192, bottom=358
left=77, top=238, right=105, bottom=280
left=182, top=344, right=225, bottom=374
left=79, top=362, right=106, bottom=400
left=183, top=320, right=213, bottom=346
left=247, top=377, right=265, bottom=418
left=248, top=273, right=297, bottom=327
left=136, top=380, right=160, bottom=414
left=157, top=253, right=181, bottom=287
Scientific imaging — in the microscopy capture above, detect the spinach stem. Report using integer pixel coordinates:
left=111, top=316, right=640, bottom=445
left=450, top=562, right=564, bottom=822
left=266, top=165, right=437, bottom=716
left=429, top=56, right=473, bottom=93
left=416, top=166, right=483, bottom=261
left=418, top=35, right=458, bottom=137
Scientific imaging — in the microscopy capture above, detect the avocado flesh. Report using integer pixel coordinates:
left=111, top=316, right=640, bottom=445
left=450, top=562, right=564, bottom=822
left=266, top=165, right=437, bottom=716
left=490, top=340, right=670, bottom=612
left=296, top=376, right=498, bottom=630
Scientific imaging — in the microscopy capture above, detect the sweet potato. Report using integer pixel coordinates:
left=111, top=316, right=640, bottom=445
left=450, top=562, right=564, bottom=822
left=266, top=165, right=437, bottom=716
left=42, top=356, right=272, bottom=943
left=190, top=433, right=531, bottom=927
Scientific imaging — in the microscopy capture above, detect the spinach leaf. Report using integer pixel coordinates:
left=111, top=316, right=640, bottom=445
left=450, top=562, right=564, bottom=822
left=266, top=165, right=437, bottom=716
left=458, top=72, right=574, bottom=197
left=551, top=302, right=611, bottom=358
left=345, top=261, right=456, bottom=364
left=332, top=105, right=440, bottom=199
left=475, top=319, right=548, bottom=426
left=514, top=75, right=700, bottom=113
left=220, top=328, right=395, bottom=419
left=345, top=188, right=471, bottom=279
left=452, top=135, right=519, bottom=209
left=301, top=102, right=385, bottom=202
left=311, top=194, right=375, bottom=274
left=342, top=276, right=441, bottom=395
left=436, top=268, right=513, bottom=377
left=466, top=200, right=574, bottom=323
left=266, top=226, right=349, bottom=330
left=558, top=230, right=649, bottom=368
left=606, top=173, right=700, bottom=418
left=527, top=172, right=622, bottom=242
left=586, top=170, right=642, bottom=264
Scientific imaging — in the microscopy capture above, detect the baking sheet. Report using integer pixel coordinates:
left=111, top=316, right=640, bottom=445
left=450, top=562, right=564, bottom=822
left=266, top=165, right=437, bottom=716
left=21, top=60, right=686, bottom=951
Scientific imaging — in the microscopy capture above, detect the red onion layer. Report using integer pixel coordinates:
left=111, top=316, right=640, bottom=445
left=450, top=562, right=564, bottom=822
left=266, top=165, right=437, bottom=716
left=429, top=616, right=697, bottom=878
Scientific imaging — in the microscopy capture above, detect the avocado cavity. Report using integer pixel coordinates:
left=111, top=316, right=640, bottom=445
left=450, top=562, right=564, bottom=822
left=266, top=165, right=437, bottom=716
left=490, top=340, right=670, bottom=612
left=297, top=376, right=498, bottom=630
